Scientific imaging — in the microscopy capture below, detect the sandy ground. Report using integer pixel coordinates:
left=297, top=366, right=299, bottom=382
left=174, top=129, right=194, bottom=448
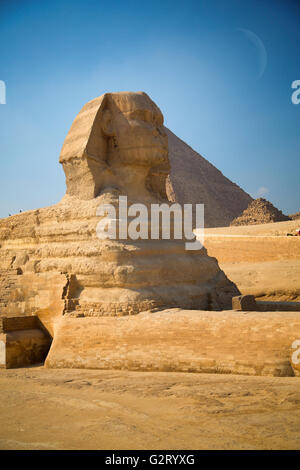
left=0, top=366, right=300, bottom=450
left=0, top=221, right=299, bottom=450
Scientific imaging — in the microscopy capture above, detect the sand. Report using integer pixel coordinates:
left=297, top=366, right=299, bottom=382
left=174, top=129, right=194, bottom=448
left=0, top=366, right=299, bottom=450
left=1, top=221, right=299, bottom=450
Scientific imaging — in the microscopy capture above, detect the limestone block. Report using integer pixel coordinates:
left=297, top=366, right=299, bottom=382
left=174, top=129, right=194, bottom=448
left=232, top=295, right=257, bottom=311
left=0, top=272, right=68, bottom=336
left=0, top=329, right=51, bottom=369
left=0, top=315, right=39, bottom=333
left=256, top=301, right=300, bottom=312
left=45, top=309, right=300, bottom=377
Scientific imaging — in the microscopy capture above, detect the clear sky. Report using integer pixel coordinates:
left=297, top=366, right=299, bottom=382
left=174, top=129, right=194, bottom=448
left=0, top=0, right=299, bottom=218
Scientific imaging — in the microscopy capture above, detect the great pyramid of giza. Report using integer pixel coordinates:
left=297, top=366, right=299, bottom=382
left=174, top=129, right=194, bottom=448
left=231, top=198, right=291, bottom=226
left=166, top=128, right=253, bottom=227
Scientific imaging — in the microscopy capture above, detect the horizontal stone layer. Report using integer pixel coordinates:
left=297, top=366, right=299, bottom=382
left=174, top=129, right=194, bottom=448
left=45, top=309, right=300, bottom=377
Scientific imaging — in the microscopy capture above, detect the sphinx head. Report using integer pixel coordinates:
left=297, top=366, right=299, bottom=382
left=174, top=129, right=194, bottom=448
left=59, top=92, right=169, bottom=200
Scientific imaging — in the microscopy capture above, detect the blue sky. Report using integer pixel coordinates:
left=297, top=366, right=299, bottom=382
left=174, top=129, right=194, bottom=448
left=0, top=0, right=299, bottom=217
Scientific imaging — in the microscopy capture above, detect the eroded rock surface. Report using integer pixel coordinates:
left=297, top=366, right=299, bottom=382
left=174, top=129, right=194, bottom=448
left=0, top=92, right=239, bottom=334
left=45, top=309, right=300, bottom=377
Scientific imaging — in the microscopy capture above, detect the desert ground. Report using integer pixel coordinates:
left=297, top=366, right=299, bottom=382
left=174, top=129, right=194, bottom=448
left=0, top=366, right=300, bottom=450
left=0, top=221, right=299, bottom=450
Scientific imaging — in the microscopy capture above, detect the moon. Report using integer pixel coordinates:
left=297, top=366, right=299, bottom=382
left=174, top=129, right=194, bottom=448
left=237, top=28, right=267, bottom=79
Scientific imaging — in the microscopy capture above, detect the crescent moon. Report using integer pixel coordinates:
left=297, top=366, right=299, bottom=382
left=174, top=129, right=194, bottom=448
left=237, top=28, right=267, bottom=79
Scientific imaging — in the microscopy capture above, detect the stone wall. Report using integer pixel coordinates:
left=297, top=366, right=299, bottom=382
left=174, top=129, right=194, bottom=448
left=0, top=329, right=51, bottom=369
left=0, top=314, right=52, bottom=369
left=0, top=315, right=39, bottom=333
left=204, top=233, right=300, bottom=301
left=45, top=309, right=300, bottom=377
left=0, top=270, right=68, bottom=337
left=231, top=198, right=290, bottom=226
left=204, top=235, right=300, bottom=264
left=0, top=269, right=23, bottom=313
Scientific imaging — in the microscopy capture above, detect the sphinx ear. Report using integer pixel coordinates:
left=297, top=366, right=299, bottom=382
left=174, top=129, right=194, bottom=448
left=101, top=109, right=115, bottom=136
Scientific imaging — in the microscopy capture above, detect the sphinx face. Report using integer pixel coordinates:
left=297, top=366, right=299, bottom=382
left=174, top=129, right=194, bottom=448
left=109, top=92, right=168, bottom=168
left=60, top=91, right=170, bottom=199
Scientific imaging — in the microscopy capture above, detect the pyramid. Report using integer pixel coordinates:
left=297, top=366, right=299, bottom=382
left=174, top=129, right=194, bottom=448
left=166, top=129, right=253, bottom=227
left=231, top=198, right=291, bottom=226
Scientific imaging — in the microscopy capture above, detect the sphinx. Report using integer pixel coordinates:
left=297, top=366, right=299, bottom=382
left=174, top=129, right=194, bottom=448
left=0, top=92, right=239, bottom=337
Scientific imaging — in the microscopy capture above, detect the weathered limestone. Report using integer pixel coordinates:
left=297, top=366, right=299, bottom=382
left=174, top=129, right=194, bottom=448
left=0, top=270, right=69, bottom=337
left=0, top=315, right=39, bottom=332
left=0, top=91, right=299, bottom=376
left=45, top=309, right=300, bottom=377
left=204, top=221, right=300, bottom=302
left=232, top=295, right=300, bottom=312
left=0, top=316, right=51, bottom=368
left=59, top=92, right=170, bottom=202
left=0, top=92, right=239, bottom=336
left=256, top=301, right=300, bottom=312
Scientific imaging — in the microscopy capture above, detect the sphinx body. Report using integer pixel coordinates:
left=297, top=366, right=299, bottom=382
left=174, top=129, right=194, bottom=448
left=0, top=92, right=239, bottom=336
